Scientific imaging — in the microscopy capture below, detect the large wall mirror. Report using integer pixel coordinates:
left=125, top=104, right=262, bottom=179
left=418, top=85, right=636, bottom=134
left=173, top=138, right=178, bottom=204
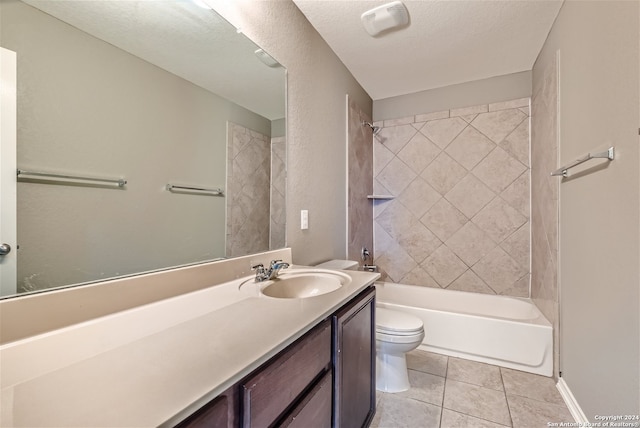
left=0, top=0, right=286, bottom=298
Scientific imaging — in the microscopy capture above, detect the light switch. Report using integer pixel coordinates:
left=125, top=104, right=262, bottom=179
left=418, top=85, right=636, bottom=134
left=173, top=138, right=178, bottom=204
left=301, top=210, right=308, bottom=230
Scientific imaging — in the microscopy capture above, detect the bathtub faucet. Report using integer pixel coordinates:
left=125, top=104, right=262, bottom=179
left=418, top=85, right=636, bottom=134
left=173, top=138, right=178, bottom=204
left=252, top=259, right=290, bottom=282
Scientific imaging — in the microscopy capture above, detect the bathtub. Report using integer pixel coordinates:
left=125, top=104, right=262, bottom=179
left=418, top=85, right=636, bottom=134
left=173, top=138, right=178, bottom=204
left=375, top=282, right=553, bottom=377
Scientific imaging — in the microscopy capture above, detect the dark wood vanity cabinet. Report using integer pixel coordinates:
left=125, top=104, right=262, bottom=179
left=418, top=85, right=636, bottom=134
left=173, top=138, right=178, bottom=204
left=177, top=286, right=375, bottom=428
left=176, top=385, right=240, bottom=428
left=332, top=287, right=376, bottom=428
left=241, top=320, right=332, bottom=427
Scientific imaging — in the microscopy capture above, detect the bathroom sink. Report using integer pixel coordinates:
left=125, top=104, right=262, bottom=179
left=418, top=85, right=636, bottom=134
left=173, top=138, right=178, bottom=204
left=239, top=269, right=351, bottom=299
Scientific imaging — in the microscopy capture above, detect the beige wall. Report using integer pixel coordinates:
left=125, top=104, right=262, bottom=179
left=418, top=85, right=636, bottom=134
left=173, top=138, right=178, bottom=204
left=210, top=0, right=373, bottom=266
left=533, top=0, right=639, bottom=418
left=1, top=0, right=271, bottom=292
left=373, top=71, right=531, bottom=122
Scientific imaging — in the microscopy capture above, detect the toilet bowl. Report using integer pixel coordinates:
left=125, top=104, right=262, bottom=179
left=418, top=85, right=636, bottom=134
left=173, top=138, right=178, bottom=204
left=376, top=307, right=425, bottom=393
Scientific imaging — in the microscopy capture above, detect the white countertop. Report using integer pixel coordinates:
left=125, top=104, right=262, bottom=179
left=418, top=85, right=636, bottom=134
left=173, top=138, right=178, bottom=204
left=0, top=267, right=379, bottom=427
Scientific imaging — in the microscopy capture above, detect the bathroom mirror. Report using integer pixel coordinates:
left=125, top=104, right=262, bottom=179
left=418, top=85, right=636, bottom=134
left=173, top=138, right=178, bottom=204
left=0, top=0, right=286, bottom=297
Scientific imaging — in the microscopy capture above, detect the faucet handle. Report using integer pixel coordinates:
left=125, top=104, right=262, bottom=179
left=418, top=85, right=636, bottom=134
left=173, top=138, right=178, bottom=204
left=270, top=259, right=289, bottom=270
left=252, top=263, right=265, bottom=273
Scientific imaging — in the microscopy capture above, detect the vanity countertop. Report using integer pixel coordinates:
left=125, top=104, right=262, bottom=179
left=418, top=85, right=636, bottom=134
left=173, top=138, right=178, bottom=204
left=0, top=266, right=379, bottom=427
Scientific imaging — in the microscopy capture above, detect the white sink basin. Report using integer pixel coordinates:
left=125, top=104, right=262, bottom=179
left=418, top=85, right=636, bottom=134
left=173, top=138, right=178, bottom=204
left=239, top=269, right=351, bottom=299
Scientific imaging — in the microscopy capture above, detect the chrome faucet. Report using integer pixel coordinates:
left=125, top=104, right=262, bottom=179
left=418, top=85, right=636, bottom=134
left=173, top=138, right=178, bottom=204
left=252, top=259, right=290, bottom=282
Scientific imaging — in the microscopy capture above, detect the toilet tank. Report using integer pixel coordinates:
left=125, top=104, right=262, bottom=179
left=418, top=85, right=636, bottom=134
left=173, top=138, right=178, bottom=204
left=315, top=259, right=359, bottom=271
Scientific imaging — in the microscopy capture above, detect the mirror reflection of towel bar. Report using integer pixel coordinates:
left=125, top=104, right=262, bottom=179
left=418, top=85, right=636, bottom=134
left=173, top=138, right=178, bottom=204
left=17, top=169, right=127, bottom=187
left=165, top=184, right=224, bottom=196
left=551, top=147, right=614, bottom=178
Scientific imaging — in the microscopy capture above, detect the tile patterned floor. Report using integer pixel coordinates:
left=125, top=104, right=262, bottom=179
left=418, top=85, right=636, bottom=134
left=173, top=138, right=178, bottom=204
left=371, top=350, right=573, bottom=428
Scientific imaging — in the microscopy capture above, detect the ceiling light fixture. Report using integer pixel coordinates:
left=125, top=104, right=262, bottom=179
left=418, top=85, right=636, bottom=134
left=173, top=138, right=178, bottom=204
left=361, top=1, right=409, bottom=37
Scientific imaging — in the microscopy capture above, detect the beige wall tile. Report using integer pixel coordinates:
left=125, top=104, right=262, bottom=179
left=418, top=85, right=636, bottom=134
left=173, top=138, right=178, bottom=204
left=415, top=110, right=450, bottom=123
left=383, top=115, right=414, bottom=127
left=471, top=109, right=527, bottom=143
left=397, top=178, right=442, bottom=218
left=397, top=132, right=441, bottom=174
left=447, top=270, right=496, bottom=295
left=450, top=104, right=488, bottom=118
left=377, top=157, right=417, bottom=195
left=500, top=172, right=530, bottom=217
left=472, top=247, right=526, bottom=295
left=421, top=153, right=467, bottom=195
left=420, top=117, right=467, bottom=149
left=500, top=118, right=530, bottom=166
left=445, top=126, right=496, bottom=170
left=421, top=245, right=467, bottom=287
left=445, top=174, right=496, bottom=218
left=472, top=147, right=527, bottom=193
left=445, top=222, right=497, bottom=266
left=400, top=267, right=441, bottom=288
left=500, top=222, right=530, bottom=271
left=472, top=197, right=527, bottom=243
left=488, top=97, right=530, bottom=111
left=420, top=198, right=468, bottom=242
left=376, top=124, right=417, bottom=154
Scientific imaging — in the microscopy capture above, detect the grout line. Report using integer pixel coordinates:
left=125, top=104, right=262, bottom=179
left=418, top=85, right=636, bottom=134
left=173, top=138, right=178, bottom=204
left=500, top=367, right=515, bottom=427
left=439, top=356, right=450, bottom=428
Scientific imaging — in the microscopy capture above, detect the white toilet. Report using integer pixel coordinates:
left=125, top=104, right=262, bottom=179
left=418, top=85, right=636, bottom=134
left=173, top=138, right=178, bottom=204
left=375, top=307, right=425, bottom=393
left=315, top=260, right=426, bottom=393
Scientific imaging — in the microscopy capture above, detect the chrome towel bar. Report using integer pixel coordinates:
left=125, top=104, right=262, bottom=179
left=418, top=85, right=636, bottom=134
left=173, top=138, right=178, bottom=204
left=17, top=169, right=127, bottom=187
left=551, top=147, right=614, bottom=178
left=165, top=184, right=224, bottom=196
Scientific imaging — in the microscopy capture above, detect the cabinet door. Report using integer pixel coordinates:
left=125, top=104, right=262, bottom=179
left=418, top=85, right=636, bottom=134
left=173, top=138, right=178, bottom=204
left=333, top=286, right=376, bottom=428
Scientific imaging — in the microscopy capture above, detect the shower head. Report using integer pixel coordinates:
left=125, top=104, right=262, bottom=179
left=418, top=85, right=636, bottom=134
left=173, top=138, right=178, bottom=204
left=363, top=121, right=381, bottom=135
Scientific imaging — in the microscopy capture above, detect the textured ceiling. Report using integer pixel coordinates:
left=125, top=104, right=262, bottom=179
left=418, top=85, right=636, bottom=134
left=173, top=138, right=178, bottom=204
left=22, top=0, right=285, bottom=120
left=293, top=0, right=563, bottom=100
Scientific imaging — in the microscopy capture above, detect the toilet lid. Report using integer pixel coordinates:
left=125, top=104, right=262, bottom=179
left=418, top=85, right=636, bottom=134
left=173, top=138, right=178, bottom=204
left=376, top=307, right=424, bottom=335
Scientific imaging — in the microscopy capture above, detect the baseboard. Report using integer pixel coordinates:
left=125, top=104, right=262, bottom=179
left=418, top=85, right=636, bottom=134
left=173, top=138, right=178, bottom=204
left=556, top=377, right=588, bottom=423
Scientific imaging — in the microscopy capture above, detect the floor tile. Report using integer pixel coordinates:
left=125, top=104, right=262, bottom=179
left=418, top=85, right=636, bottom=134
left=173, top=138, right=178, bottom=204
left=501, top=368, right=565, bottom=405
left=441, top=409, right=510, bottom=428
left=397, top=369, right=446, bottom=406
left=443, top=379, right=512, bottom=426
left=406, top=350, right=448, bottom=377
left=371, top=393, right=442, bottom=428
left=507, top=394, right=574, bottom=428
left=447, top=357, right=503, bottom=391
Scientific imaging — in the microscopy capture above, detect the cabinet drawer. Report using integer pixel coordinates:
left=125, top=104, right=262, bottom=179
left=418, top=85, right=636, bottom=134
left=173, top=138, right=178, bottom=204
left=279, top=370, right=332, bottom=428
left=241, top=319, right=331, bottom=427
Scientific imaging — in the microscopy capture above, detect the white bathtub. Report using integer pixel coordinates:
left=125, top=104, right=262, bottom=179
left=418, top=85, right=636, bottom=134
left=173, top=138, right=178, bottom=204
left=375, top=282, right=553, bottom=377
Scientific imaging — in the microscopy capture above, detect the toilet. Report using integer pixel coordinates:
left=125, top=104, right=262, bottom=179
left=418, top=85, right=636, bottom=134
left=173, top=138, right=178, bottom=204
left=375, top=307, right=424, bottom=392
left=315, top=260, right=426, bottom=393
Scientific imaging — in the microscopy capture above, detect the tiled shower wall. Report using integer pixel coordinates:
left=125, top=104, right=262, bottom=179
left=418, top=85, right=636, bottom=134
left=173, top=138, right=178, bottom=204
left=373, top=98, right=531, bottom=297
left=226, top=122, right=271, bottom=257
left=270, top=136, right=286, bottom=250
left=531, top=55, right=559, bottom=376
left=347, top=96, right=374, bottom=264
